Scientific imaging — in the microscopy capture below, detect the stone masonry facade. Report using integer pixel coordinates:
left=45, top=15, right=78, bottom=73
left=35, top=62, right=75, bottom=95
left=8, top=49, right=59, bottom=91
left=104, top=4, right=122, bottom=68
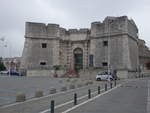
left=20, top=16, right=139, bottom=77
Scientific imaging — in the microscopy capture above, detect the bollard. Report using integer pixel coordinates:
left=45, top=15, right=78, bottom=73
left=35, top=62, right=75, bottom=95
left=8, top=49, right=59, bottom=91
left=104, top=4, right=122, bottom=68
left=49, top=88, right=57, bottom=94
left=88, top=89, right=91, bottom=99
left=110, top=82, right=112, bottom=89
left=16, top=92, right=26, bottom=102
left=69, top=84, right=75, bottom=89
left=61, top=86, right=67, bottom=92
left=35, top=90, right=43, bottom=97
left=114, top=80, right=116, bottom=86
left=74, top=93, right=77, bottom=105
left=105, top=84, right=107, bottom=91
left=77, top=84, right=82, bottom=88
left=51, top=100, right=55, bottom=113
left=98, top=86, right=100, bottom=94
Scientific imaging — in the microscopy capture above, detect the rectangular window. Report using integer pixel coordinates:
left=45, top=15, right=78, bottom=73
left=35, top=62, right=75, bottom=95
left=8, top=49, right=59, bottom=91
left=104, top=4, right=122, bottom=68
left=42, top=43, right=47, bottom=48
left=40, top=62, right=46, bottom=65
left=103, top=41, right=108, bottom=46
left=89, top=54, right=93, bottom=67
left=102, top=62, right=108, bottom=66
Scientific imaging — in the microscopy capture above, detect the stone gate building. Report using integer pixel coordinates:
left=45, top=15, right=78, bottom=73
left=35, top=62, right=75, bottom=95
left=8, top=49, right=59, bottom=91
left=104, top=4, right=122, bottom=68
left=20, top=16, right=139, bottom=78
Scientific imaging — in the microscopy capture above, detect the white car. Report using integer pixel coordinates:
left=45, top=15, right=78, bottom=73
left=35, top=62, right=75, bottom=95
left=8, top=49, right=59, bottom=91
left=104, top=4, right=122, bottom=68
left=0, top=71, right=8, bottom=75
left=96, top=72, right=113, bottom=81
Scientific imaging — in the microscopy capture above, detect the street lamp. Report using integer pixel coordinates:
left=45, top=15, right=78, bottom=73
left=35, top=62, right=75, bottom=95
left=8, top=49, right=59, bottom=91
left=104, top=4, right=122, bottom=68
left=107, top=19, right=113, bottom=74
left=9, top=60, right=11, bottom=77
left=0, top=36, right=5, bottom=57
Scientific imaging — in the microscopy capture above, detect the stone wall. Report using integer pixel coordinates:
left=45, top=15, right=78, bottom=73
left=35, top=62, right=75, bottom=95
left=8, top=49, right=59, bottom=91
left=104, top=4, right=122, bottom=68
left=138, top=39, right=150, bottom=70
left=90, top=16, right=139, bottom=72
left=27, top=70, right=53, bottom=77
left=128, top=37, right=139, bottom=70
left=21, top=38, right=54, bottom=70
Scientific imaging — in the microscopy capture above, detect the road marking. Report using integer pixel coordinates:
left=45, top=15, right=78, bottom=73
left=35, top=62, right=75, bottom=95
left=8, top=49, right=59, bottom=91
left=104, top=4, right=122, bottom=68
left=0, top=84, right=95, bottom=108
left=147, top=80, right=150, bottom=113
left=62, top=84, right=121, bottom=113
left=39, top=88, right=106, bottom=113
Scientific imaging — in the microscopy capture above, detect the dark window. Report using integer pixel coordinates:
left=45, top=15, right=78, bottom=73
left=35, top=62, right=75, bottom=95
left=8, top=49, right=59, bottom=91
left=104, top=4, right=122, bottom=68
left=103, top=41, right=108, bottom=46
left=42, top=43, right=47, bottom=48
left=102, top=62, right=108, bottom=66
left=89, top=54, right=93, bottom=67
left=40, top=62, right=46, bottom=65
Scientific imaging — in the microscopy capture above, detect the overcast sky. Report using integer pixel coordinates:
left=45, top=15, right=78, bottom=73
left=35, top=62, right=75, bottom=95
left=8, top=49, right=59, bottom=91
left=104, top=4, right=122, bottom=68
left=0, top=0, right=150, bottom=57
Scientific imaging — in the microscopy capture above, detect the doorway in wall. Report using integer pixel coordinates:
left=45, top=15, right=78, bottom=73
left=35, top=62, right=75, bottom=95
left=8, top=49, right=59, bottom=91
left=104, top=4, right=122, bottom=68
left=74, top=48, right=83, bottom=72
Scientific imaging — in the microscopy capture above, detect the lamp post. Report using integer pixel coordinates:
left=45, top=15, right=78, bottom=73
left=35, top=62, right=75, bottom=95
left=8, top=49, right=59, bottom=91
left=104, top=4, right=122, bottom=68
left=9, top=60, right=11, bottom=77
left=0, top=37, right=5, bottom=57
left=13, top=59, right=17, bottom=72
left=107, top=19, right=113, bottom=74
left=0, top=37, right=12, bottom=76
left=107, top=20, right=110, bottom=74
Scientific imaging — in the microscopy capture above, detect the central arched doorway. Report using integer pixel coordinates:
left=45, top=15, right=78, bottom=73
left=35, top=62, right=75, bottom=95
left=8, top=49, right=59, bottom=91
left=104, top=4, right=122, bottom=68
left=74, top=48, right=83, bottom=71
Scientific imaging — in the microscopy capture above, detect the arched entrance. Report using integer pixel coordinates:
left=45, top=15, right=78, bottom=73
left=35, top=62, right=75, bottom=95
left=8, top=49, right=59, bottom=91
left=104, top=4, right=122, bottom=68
left=74, top=48, right=83, bottom=71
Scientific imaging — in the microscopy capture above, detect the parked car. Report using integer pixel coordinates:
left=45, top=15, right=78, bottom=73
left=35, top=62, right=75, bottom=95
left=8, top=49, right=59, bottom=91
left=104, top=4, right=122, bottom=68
left=7, top=71, right=20, bottom=76
left=96, top=72, right=113, bottom=81
left=0, top=71, right=8, bottom=75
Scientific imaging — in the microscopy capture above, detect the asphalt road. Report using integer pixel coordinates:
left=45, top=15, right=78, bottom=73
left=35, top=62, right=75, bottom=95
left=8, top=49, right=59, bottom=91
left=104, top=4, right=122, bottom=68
left=63, top=78, right=149, bottom=113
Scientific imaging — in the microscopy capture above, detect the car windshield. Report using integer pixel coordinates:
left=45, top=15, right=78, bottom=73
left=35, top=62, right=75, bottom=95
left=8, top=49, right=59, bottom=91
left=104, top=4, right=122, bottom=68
left=98, top=72, right=108, bottom=75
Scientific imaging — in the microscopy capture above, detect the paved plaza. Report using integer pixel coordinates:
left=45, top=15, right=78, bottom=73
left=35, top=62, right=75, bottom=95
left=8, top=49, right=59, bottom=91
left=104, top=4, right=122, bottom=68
left=0, top=75, right=83, bottom=106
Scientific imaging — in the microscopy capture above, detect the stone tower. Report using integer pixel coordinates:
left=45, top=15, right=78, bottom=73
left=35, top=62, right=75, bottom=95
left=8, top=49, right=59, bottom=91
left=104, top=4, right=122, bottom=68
left=90, top=16, right=139, bottom=78
left=20, top=16, right=139, bottom=78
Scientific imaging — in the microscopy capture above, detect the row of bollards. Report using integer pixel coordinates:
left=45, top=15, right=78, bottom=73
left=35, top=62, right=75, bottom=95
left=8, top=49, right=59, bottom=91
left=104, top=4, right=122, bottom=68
left=16, top=80, right=95, bottom=103
left=50, top=80, right=117, bottom=113
left=15, top=83, right=84, bottom=102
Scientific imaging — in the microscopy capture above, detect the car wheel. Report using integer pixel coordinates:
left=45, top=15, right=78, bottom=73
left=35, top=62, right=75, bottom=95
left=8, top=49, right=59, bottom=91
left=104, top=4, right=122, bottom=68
left=110, top=78, right=113, bottom=81
left=97, top=78, right=101, bottom=81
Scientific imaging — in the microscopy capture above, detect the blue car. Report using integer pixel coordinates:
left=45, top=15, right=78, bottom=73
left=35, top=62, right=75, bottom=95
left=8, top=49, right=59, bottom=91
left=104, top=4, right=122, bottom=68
left=7, top=71, right=19, bottom=76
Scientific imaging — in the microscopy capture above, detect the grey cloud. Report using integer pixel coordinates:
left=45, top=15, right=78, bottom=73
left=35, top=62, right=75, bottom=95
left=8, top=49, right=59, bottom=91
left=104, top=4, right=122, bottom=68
left=0, top=0, right=150, bottom=57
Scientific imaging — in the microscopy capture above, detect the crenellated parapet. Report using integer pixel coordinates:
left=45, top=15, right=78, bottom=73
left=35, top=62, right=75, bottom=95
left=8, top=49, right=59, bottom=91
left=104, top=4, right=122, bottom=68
left=68, top=28, right=90, bottom=34
left=25, top=22, right=60, bottom=39
left=25, top=22, right=47, bottom=38
left=90, top=16, right=138, bottom=41
left=47, top=24, right=60, bottom=38
left=25, top=22, right=90, bottom=41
